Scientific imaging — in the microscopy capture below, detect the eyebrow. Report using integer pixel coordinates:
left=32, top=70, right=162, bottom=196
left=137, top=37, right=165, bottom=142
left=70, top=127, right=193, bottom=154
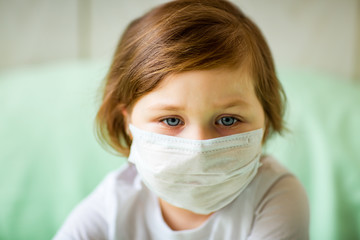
left=147, top=99, right=249, bottom=111
left=148, top=103, right=185, bottom=111
left=215, top=99, right=249, bottom=109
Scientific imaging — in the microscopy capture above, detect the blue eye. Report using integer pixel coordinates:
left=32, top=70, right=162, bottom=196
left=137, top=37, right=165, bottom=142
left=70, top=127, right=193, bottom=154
left=163, top=118, right=182, bottom=126
left=217, top=116, right=238, bottom=126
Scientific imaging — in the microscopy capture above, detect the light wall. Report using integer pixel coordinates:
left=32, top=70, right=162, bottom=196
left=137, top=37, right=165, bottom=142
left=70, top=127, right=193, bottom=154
left=1, top=0, right=359, bottom=81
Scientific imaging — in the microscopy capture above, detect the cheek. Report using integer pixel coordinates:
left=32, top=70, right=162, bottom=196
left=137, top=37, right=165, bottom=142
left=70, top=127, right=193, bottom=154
left=128, top=109, right=148, bottom=126
left=126, top=101, right=153, bottom=130
left=252, top=103, right=266, bottom=129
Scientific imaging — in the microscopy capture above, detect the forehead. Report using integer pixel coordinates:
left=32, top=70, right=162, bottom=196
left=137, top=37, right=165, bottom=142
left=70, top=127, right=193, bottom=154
left=132, top=66, right=260, bottom=111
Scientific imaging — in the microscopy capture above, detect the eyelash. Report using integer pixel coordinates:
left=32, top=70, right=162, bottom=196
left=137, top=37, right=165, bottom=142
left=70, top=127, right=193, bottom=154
left=215, top=116, right=240, bottom=127
left=161, top=117, right=184, bottom=127
left=160, top=116, right=242, bottom=127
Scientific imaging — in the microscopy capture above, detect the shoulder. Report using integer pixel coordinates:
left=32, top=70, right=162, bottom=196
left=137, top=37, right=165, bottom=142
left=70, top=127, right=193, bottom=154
left=248, top=156, right=310, bottom=239
left=54, top=163, right=141, bottom=240
left=104, top=163, right=142, bottom=193
left=245, top=156, right=292, bottom=205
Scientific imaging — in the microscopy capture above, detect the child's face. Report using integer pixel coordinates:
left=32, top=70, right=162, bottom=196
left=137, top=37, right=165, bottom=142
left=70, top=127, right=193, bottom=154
left=126, top=67, right=265, bottom=140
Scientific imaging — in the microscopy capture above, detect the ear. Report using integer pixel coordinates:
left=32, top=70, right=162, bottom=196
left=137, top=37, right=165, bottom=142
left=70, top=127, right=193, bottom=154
left=121, top=106, right=132, bottom=138
left=121, top=106, right=128, bottom=119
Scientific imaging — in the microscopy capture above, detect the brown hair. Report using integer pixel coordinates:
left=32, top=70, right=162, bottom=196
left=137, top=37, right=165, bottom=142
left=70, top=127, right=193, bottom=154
left=96, top=0, right=286, bottom=156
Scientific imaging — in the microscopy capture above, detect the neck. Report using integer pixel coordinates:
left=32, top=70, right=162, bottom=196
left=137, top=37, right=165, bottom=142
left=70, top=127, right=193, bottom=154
left=158, top=198, right=213, bottom=231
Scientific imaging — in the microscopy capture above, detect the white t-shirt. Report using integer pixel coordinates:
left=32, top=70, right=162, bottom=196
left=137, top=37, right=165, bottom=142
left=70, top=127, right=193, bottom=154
left=54, top=156, right=309, bottom=240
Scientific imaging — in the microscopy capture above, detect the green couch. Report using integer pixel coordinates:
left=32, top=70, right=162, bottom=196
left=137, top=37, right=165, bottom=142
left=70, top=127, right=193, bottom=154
left=0, top=61, right=359, bottom=239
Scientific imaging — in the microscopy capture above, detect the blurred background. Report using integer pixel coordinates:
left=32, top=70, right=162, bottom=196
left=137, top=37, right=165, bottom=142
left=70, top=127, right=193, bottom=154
left=0, top=0, right=359, bottom=240
left=1, top=0, right=359, bottom=81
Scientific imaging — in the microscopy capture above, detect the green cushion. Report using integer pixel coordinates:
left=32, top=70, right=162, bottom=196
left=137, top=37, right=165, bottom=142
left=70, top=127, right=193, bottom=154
left=0, top=61, right=359, bottom=239
left=264, top=69, right=360, bottom=240
left=0, top=61, right=124, bottom=240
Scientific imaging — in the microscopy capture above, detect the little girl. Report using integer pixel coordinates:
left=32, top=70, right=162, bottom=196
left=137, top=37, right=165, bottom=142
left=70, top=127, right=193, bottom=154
left=55, top=0, right=309, bottom=239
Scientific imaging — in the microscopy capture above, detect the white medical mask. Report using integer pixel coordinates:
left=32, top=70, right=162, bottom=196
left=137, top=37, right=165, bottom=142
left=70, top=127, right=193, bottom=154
left=128, top=124, right=263, bottom=215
